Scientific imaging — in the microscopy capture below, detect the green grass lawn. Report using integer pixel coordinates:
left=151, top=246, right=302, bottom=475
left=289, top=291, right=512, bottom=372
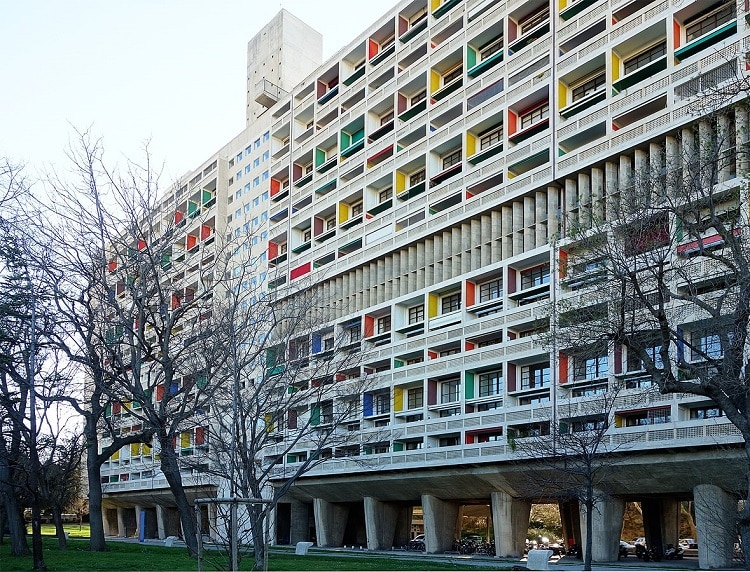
left=1, top=537, right=504, bottom=571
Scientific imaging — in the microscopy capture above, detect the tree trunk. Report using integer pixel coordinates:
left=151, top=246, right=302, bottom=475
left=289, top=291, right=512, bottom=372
left=86, top=426, right=107, bottom=552
left=740, top=445, right=750, bottom=566
left=584, top=494, right=593, bottom=572
left=0, top=439, right=29, bottom=555
left=251, top=505, right=266, bottom=572
left=158, top=435, right=198, bottom=557
left=52, top=508, right=67, bottom=551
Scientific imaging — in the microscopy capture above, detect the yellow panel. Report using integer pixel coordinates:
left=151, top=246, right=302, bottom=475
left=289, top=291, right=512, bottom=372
left=180, top=431, right=191, bottom=448
left=428, top=293, right=439, bottom=318
left=466, top=132, right=477, bottom=157
left=559, top=0, right=567, bottom=10
left=396, top=170, right=407, bottom=193
left=558, top=82, right=568, bottom=109
left=394, top=387, right=404, bottom=412
left=111, top=449, right=120, bottom=461
left=431, top=0, right=441, bottom=12
left=430, top=69, right=441, bottom=94
left=130, top=443, right=140, bottom=456
left=611, top=52, right=620, bottom=82
left=143, top=444, right=152, bottom=455
left=339, top=202, right=349, bottom=223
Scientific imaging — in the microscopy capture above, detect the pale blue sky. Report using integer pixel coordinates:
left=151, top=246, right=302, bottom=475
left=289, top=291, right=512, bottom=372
left=1, top=1, right=394, bottom=181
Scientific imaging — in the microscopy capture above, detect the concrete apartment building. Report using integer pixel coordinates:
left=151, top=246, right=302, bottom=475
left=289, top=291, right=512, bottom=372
left=100, top=0, right=749, bottom=568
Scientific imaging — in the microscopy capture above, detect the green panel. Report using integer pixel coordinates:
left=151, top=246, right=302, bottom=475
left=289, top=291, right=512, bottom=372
left=315, top=147, right=327, bottom=167
left=560, top=0, right=597, bottom=20
left=340, top=131, right=351, bottom=149
left=197, top=375, right=207, bottom=389
left=433, top=0, right=460, bottom=19
left=464, top=372, right=475, bottom=400
left=398, top=100, right=427, bottom=122
left=393, top=442, right=404, bottom=452
left=467, top=46, right=477, bottom=69
left=188, top=200, right=199, bottom=217
left=612, top=57, right=667, bottom=93
left=352, top=128, right=365, bottom=143
left=201, top=189, right=213, bottom=205
left=468, top=143, right=503, bottom=165
left=560, top=90, right=606, bottom=119
left=310, top=404, right=320, bottom=426
left=341, top=139, right=364, bottom=158
left=343, top=66, right=365, bottom=86
left=467, top=51, right=503, bottom=78
left=394, top=359, right=405, bottom=368
left=105, top=403, right=112, bottom=417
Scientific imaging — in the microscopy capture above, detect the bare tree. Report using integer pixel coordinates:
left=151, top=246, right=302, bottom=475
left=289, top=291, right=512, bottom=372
left=552, top=64, right=750, bottom=562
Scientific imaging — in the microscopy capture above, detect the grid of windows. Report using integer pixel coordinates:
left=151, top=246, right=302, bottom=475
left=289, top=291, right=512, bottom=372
left=479, top=278, right=503, bottom=302
left=623, top=408, right=671, bottom=427
left=520, top=103, right=549, bottom=129
left=440, top=379, right=460, bottom=403
left=571, top=70, right=606, bottom=102
left=479, top=370, right=503, bottom=397
left=407, top=387, right=423, bottom=409
left=573, top=354, right=608, bottom=381
left=441, top=292, right=461, bottom=313
left=480, top=38, right=503, bottom=60
left=377, top=315, right=391, bottom=334
left=443, top=65, right=463, bottom=84
left=408, top=304, right=425, bottom=324
left=521, top=363, right=550, bottom=390
left=686, top=2, right=735, bottom=42
left=624, top=41, right=666, bottom=75
left=442, top=149, right=462, bottom=169
left=480, top=126, right=503, bottom=150
left=379, top=187, right=393, bottom=203
left=410, top=169, right=426, bottom=186
left=520, top=264, right=550, bottom=289
left=692, top=331, right=723, bottom=360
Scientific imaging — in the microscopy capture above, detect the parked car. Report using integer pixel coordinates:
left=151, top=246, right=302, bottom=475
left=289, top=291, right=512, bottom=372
left=679, top=538, right=698, bottom=549
left=620, top=540, right=635, bottom=557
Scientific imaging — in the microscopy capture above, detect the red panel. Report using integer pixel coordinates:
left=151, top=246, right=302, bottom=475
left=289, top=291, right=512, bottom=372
left=368, top=38, right=379, bottom=59
left=270, top=178, right=281, bottom=196
left=507, top=110, right=518, bottom=136
left=465, top=281, right=475, bottom=306
left=186, top=234, right=198, bottom=251
left=156, top=385, right=164, bottom=401
left=174, top=210, right=184, bottom=224
left=464, top=341, right=475, bottom=352
left=268, top=242, right=278, bottom=259
left=108, top=260, right=117, bottom=273
left=112, top=402, right=121, bottom=414
left=138, top=240, right=147, bottom=251
left=558, top=249, right=568, bottom=278
left=200, top=225, right=212, bottom=240
left=465, top=433, right=475, bottom=444
left=614, top=345, right=623, bottom=375
left=427, top=380, right=437, bottom=405
left=290, top=262, right=311, bottom=280
left=398, top=15, right=408, bottom=37
left=673, top=19, right=681, bottom=49
left=559, top=353, right=569, bottom=384
left=507, top=363, right=517, bottom=392
left=171, top=294, right=180, bottom=310
left=364, top=315, right=375, bottom=337
left=195, top=427, right=205, bottom=446
left=507, top=267, right=517, bottom=294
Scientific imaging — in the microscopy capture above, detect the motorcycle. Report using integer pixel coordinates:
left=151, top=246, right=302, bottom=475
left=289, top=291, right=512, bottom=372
left=642, top=546, right=662, bottom=562
left=664, top=543, right=684, bottom=560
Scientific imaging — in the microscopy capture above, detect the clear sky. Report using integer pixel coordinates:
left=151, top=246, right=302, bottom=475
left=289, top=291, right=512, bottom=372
left=0, top=1, right=396, bottom=182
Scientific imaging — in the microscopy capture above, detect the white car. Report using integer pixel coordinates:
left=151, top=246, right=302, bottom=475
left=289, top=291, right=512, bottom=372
left=679, top=538, right=697, bottom=549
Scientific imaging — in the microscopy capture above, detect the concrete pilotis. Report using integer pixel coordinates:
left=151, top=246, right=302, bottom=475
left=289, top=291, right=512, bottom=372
left=558, top=500, right=581, bottom=550
left=579, top=491, right=625, bottom=562
left=289, top=500, right=310, bottom=544
left=364, top=497, right=400, bottom=550
left=641, top=498, right=679, bottom=554
left=156, top=505, right=167, bottom=539
left=694, top=484, right=736, bottom=569
left=490, top=490, right=530, bottom=558
left=313, top=498, right=349, bottom=547
left=116, top=507, right=127, bottom=537
left=421, top=494, right=460, bottom=553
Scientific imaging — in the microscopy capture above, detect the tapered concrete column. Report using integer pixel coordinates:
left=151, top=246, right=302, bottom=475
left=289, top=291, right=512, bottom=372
left=579, top=492, right=625, bottom=562
left=290, top=500, right=310, bottom=544
left=393, top=506, right=412, bottom=547
left=364, top=497, right=400, bottom=550
left=641, top=498, right=679, bottom=554
left=102, top=507, right=112, bottom=536
left=559, top=500, right=581, bottom=549
left=156, top=505, right=167, bottom=539
left=491, top=491, right=530, bottom=558
left=116, top=507, right=127, bottom=537
left=694, top=484, right=735, bottom=569
left=134, top=505, right=144, bottom=539
left=313, top=498, right=349, bottom=547
left=421, top=495, right=460, bottom=553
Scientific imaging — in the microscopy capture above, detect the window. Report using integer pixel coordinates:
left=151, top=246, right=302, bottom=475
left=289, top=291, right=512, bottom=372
left=440, top=379, right=460, bottom=403
left=279, top=242, right=288, bottom=255
left=439, top=407, right=461, bottom=417
left=479, top=370, right=503, bottom=397
left=379, top=187, right=393, bottom=203
left=263, top=150, right=270, bottom=161
left=477, top=430, right=503, bottom=443
left=254, top=138, right=261, bottom=148
left=411, top=90, right=427, bottom=105
left=409, top=168, right=426, bottom=186
left=443, top=65, right=463, bottom=85
left=439, top=436, right=460, bottom=447
left=323, top=336, right=334, bottom=351
left=480, top=38, right=503, bottom=60
left=408, top=304, right=425, bottom=324
left=570, top=417, right=606, bottom=432
left=520, top=264, right=550, bottom=289
left=405, top=440, right=423, bottom=450
left=441, top=292, right=461, bottom=313
left=325, top=216, right=336, bottom=231
left=479, top=278, right=503, bottom=301
left=686, top=2, right=735, bottom=42
left=377, top=315, right=391, bottom=334
left=480, top=126, right=503, bottom=150
left=253, top=177, right=260, bottom=187
left=441, top=149, right=462, bottom=169
left=303, top=229, right=312, bottom=242
left=380, top=110, right=394, bottom=125
left=624, top=41, right=666, bottom=75
left=263, top=131, right=270, bottom=141
left=690, top=405, right=724, bottom=419
left=374, top=391, right=390, bottom=415
left=520, top=102, right=549, bottom=129
left=623, top=407, right=671, bottom=426
left=521, top=363, right=550, bottom=390
left=692, top=331, right=723, bottom=360
left=351, top=202, right=363, bottom=217
left=519, top=5, right=549, bottom=34
left=407, top=387, right=423, bottom=409
left=253, top=196, right=260, bottom=207
left=347, top=326, right=361, bottom=343
left=627, top=343, right=664, bottom=371
left=571, top=69, right=606, bottom=102
left=253, top=158, right=260, bottom=168
left=477, top=400, right=502, bottom=412
left=573, top=354, right=608, bottom=381
left=245, top=146, right=251, bottom=156
left=237, top=153, right=243, bottom=162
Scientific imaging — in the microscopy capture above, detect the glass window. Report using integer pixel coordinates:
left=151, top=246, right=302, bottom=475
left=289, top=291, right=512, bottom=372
left=686, top=2, right=735, bottom=42
left=441, top=292, right=461, bottom=313
left=407, top=387, right=423, bottom=409
left=411, top=90, right=426, bottom=105
left=377, top=315, right=391, bottom=334
left=571, top=70, right=606, bottom=102
left=263, top=131, right=270, bottom=141
left=443, top=65, right=463, bottom=85
left=409, top=168, right=426, bottom=186
left=520, top=102, right=549, bottom=129
left=519, top=4, right=549, bottom=34
left=253, top=158, right=260, bottom=168
left=254, top=139, right=261, bottom=148
left=573, top=354, right=608, bottom=381
left=520, top=264, right=550, bottom=289
left=479, top=278, right=503, bottom=302
left=351, top=202, right=363, bottom=216
left=379, top=187, right=393, bottom=203
left=624, top=41, right=666, bottom=75
left=480, top=38, right=503, bottom=60
left=442, top=149, right=462, bottom=169
left=521, top=363, right=550, bottom=390
left=690, top=406, right=724, bottom=419
left=479, top=370, right=503, bottom=397
left=408, top=304, right=424, bottom=324
left=693, top=332, right=723, bottom=360
left=624, top=408, right=671, bottom=426
left=263, top=150, right=270, bottom=161
left=440, top=379, right=460, bottom=403
left=480, top=126, right=503, bottom=150
left=374, top=391, right=390, bottom=415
